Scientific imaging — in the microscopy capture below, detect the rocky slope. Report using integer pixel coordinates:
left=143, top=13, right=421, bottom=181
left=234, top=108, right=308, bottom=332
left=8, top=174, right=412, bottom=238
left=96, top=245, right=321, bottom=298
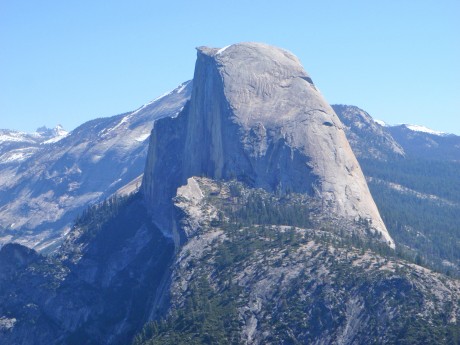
left=142, top=43, right=394, bottom=248
left=0, top=81, right=191, bottom=251
left=333, top=104, right=460, bottom=276
left=134, top=178, right=460, bottom=345
left=1, top=177, right=458, bottom=345
left=0, top=194, right=175, bottom=344
left=332, top=104, right=404, bottom=160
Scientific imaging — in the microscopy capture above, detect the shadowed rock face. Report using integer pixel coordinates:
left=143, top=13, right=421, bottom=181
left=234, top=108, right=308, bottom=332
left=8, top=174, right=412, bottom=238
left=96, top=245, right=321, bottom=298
left=142, top=42, right=394, bottom=247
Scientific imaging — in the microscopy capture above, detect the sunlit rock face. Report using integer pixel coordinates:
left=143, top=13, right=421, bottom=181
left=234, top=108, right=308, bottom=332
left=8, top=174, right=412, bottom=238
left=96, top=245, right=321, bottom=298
left=142, top=42, right=394, bottom=247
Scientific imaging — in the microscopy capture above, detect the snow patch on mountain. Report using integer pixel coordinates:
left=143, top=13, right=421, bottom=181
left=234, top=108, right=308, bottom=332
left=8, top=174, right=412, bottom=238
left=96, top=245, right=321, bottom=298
left=374, top=119, right=387, bottom=127
left=0, top=125, right=68, bottom=148
left=53, top=125, right=68, bottom=136
left=0, top=148, right=38, bottom=164
left=216, top=45, right=230, bottom=55
left=42, top=132, right=69, bottom=144
left=0, top=131, right=35, bottom=144
left=135, top=133, right=150, bottom=142
left=404, top=124, right=447, bottom=136
left=36, top=125, right=68, bottom=139
left=175, top=83, right=188, bottom=94
left=101, top=114, right=132, bottom=137
left=172, top=106, right=185, bottom=118
left=150, top=81, right=190, bottom=105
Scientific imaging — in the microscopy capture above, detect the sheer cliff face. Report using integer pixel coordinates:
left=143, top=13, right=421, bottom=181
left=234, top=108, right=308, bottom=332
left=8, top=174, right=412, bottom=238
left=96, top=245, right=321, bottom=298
left=142, top=42, right=394, bottom=247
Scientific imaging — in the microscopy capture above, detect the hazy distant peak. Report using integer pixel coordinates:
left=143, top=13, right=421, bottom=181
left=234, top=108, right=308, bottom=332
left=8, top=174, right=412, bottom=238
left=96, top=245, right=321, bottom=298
left=34, top=125, right=69, bottom=144
left=403, top=124, right=448, bottom=136
left=35, top=124, right=68, bottom=138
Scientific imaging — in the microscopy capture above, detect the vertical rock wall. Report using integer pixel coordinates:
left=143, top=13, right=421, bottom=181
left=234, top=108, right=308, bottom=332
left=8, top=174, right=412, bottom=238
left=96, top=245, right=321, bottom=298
left=142, top=43, right=394, bottom=247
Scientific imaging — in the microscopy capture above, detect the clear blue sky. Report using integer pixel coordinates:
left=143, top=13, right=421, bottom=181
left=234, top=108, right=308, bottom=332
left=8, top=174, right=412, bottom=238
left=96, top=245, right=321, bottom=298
left=1, top=1, right=459, bottom=134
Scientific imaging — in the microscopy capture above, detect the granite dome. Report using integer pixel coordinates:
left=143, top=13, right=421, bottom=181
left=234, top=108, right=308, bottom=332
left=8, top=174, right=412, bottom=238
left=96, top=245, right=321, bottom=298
left=142, top=42, right=394, bottom=247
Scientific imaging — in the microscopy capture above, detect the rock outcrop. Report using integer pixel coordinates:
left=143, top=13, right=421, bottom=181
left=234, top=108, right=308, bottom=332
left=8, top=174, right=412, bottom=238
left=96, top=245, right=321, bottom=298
left=142, top=43, right=394, bottom=247
left=332, top=104, right=405, bottom=160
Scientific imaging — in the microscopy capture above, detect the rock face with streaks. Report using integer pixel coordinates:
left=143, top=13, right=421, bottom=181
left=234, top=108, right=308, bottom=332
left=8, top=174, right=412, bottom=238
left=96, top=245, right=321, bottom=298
left=142, top=43, right=394, bottom=247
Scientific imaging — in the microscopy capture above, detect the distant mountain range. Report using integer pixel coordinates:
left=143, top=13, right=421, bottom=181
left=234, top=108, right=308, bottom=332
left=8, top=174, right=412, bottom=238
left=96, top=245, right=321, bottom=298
left=0, top=125, right=68, bottom=163
left=0, top=81, right=191, bottom=251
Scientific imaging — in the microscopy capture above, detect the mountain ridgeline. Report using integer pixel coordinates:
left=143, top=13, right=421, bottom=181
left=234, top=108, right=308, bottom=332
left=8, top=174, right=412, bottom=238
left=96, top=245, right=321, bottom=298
left=0, top=43, right=458, bottom=344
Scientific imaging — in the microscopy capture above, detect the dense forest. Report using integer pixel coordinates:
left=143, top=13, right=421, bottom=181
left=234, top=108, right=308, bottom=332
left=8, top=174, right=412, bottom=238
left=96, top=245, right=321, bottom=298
left=360, top=158, right=460, bottom=277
